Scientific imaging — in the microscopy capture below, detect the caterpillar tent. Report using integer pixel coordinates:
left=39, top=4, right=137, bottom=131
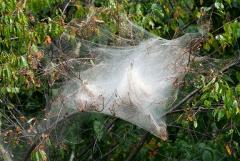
left=43, top=15, right=200, bottom=141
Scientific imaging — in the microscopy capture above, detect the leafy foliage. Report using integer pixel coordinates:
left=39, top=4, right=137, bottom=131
left=0, top=0, right=240, bottom=161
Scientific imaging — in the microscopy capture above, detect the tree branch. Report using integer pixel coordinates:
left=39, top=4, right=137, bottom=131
left=169, top=56, right=240, bottom=114
left=83, top=117, right=118, bottom=160
left=23, top=113, right=118, bottom=161
left=125, top=132, right=149, bottom=161
left=124, top=56, right=240, bottom=161
left=23, top=56, right=240, bottom=161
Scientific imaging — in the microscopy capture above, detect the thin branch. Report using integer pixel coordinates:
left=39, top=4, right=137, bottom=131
left=62, top=0, right=71, bottom=15
left=23, top=112, right=79, bottom=161
left=170, top=88, right=200, bottom=114
left=168, top=106, right=221, bottom=115
left=22, top=51, right=240, bottom=161
left=97, top=143, right=119, bottom=160
left=220, top=56, right=240, bottom=73
left=125, top=132, right=149, bottom=161
left=83, top=117, right=118, bottom=160
left=0, top=142, right=12, bottom=161
left=23, top=114, right=118, bottom=161
left=124, top=56, right=240, bottom=161
left=169, top=56, right=240, bottom=114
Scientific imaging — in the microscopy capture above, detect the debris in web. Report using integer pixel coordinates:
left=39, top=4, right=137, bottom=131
left=42, top=12, right=202, bottom=141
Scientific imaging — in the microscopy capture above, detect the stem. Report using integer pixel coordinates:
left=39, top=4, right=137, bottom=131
left=125, top=132, right=149, bottom=161
left=0, top=142, right=12, bottom=161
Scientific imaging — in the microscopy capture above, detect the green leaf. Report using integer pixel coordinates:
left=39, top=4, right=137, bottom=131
left=20, top=56, right=28, bottom=67
left=193, top=120, right=198, bottom=128
left=232, top=100, right=238, bottom=109
left=33, top=151, right=40, bottom=161
left=224, top=0, right=232, bottom=5
left=202, top=150, right=213, bottom=161
left=214, top=2, right=224, bottom=9
left=136, top=4, right=142, bottom=15
left=217, top=109, right=225, bottom=121
left=236, top=72, right=240, bottom=81
left=93, top=120, right=104, bottom=141
left=39, top=150, right=47, bottom=161
left=215, top=82, right=219, bottom=93
left=31, top=44, right=38, bottom=52
left=204, top=100, right=211, bottom=108
left=7, top=103, right=14, bottom=109
left=235, top=84, right=240, bottom=96
left=5, top=66, right=11, bottom=80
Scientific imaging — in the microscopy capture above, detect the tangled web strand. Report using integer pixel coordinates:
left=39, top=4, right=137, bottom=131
left=47, top=22, right=199, bottom=140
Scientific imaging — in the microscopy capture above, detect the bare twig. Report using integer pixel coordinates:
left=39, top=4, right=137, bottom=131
left=62, top=0, right=71, bottom=15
